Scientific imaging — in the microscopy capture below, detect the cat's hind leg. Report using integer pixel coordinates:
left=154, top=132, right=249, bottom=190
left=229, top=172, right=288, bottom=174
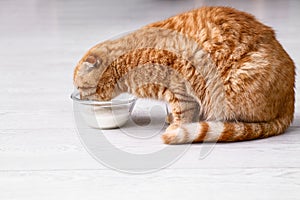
left=163, top=89, right=200, bottom=125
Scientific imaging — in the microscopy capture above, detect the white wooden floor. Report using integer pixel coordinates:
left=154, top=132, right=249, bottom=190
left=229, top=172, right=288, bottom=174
left=1, top=0, right=300, bottom=199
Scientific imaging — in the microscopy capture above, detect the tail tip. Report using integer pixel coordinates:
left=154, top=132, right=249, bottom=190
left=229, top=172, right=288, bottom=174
left=161, top=133, right=177, bottom=144
left=162, top=124, right=184, bottom=144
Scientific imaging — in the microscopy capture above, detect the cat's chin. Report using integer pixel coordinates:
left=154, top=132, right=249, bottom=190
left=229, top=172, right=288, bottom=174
left=78, top=87, right=98, bottom=100
left=80, top=93, right=100, bottom=101
left=79, top=90, right=110, bottom=102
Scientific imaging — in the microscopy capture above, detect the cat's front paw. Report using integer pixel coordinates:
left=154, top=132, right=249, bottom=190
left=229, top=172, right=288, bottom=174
left=162, top=124, right=186, bottom=144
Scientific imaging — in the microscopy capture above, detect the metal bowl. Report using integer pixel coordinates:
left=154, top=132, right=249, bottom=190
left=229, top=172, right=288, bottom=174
left=71, top=91, right=136, bottom=129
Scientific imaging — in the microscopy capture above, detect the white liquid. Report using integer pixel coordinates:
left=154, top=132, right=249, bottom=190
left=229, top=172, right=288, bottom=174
left=80, top=105, right=130, bottom=129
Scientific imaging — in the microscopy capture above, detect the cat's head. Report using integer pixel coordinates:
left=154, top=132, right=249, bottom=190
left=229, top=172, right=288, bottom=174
left=73, top=51, right=116, bottom=101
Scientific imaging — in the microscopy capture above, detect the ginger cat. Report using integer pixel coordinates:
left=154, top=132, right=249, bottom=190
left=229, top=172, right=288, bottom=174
left=73, top=6, right=295, bottom=144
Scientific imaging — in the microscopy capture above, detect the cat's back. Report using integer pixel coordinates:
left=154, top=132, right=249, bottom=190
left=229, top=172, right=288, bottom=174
left=145, top=6, right=295, bottom=122
left=146, top=6, right=274, bottom=39
left=146, top=6, right=276, bottom=62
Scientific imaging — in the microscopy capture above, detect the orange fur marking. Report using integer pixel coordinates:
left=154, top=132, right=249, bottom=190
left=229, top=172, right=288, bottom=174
left=194, top=122, right=209, bottom=142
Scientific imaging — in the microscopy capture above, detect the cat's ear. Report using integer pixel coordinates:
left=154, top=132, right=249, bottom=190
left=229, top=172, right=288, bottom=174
left=85, top=55, right=96, bottom=64
left=82, top=55, right=101, bottom=72
left=86, top=55, right=102, bottom=67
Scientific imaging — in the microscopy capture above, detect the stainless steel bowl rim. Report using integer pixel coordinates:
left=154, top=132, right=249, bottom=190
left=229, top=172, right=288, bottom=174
left=70, top=92, right=137, bottom=106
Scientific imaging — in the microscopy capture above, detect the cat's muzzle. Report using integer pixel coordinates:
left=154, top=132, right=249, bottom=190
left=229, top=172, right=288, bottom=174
left=77, top=86, right=98, bottom=100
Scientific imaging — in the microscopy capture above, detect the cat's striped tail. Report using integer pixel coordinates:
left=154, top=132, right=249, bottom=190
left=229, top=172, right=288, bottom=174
left=162, top=115, right=293, bottom=144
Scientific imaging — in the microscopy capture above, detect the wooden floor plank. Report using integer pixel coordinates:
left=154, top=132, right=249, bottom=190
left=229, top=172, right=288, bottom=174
left=0, top=0, right=300, bottom=199
left=0, top=168, right=299, bottom=200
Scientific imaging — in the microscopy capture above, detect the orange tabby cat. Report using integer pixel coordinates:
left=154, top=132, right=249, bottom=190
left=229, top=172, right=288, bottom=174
left=73, top=6, right=295, bottom=144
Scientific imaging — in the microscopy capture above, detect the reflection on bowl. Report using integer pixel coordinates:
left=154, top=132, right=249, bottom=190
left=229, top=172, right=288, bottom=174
left=71, top=92, right=136, bottom=129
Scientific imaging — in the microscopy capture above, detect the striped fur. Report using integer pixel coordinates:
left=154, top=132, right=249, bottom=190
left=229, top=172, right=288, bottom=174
left=162, top=115, right=291, bottom=144
left=73, top=7, right=295, bottom=144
